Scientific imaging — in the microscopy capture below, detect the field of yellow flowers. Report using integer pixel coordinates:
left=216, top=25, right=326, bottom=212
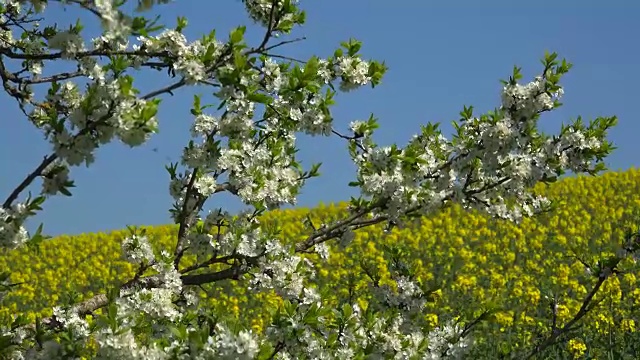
left=2, top=169, right=640, bottom=358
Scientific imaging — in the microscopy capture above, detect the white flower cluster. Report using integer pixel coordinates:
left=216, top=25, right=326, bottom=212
left=121, top=235, right=155, bottom=264
left=1, top=326, right=28, bottom=356
left=118, top=243, right=184, bottom=325
left=41, top=160, right=71, bottom=196
left=157, top=324, right=261, bottom=360
left=501, top=76, right=560, bottom=118
left=30, top=75, right=160, bottom=167
left=352, top=73, right=605, bottom=223
left=262, top=58, right=285, bottom=92
left=52, top=306, right=91, bottom=339
left=372, top=275, right=428, bottom=313
left=2, top=1, right=43, bottom=15
left=218, top=141, right=301, bottom=208
left=335, top=56, right=371, bottom=91
left=182, top=56, right=375, bottom=209
left=242, top=0, right=301, bottom=30
left=136, top=29, right=224, bottom=84
left=426, top=322, right=473, bottom=359
left=47, top=31, right=85, bottom=59
left=94, top=328, right=167, bottom=360
left=168, top=171, right=198, bottom=218
left=250, top=239, right=313, bottom=300
left=206, top=324, right=261, bottom=360
left=277, top=94, right=332, bottom=136
left=262, top=299, right=473, bottom=359
left=93, top=0, right=131, bottom=46
left=117, top=286, right=181, bottom=322
left=184, top=210, right=269, bottom=260
left=354, top=140, right=449, bottom=223
left=0, top=203, right=29, bottom=249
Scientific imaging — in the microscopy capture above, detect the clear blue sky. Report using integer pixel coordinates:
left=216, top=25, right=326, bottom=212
left=2, top=1, right=639, bottom=236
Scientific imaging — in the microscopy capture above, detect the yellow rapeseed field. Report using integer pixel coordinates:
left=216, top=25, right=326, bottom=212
left=2, top=169, right=640, bottom=357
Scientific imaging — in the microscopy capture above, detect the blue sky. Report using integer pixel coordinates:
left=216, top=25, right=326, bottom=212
left=2, top=1, right=639, bottom=236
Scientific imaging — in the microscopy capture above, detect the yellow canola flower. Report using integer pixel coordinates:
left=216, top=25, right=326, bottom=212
left=567, top=339, right=587, bottom=358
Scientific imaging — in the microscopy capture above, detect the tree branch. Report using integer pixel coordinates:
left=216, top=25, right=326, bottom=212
left=520, top=268, right=613, bottom=359
left=2, top=154, right=56, bottom=208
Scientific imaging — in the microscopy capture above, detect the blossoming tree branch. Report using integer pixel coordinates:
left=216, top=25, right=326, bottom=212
left=0, top=0, right=629, bottom=358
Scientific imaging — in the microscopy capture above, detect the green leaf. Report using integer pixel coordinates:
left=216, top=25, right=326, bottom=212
left=59, top=186, right=73, bottom=197
left=247, top=92, right=272, bottom=104
left=233, top=51, right=246, bottom=70
left=230, top=26, right=246, bottom=44
left=203, top=43, right=217, bottom=63
left=191, top=94, right=202, bottom=116
left=176, top=16, right=188, bottom=32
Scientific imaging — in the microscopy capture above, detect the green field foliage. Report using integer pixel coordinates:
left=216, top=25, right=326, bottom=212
left=2, top=169, right=640, bottom=358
